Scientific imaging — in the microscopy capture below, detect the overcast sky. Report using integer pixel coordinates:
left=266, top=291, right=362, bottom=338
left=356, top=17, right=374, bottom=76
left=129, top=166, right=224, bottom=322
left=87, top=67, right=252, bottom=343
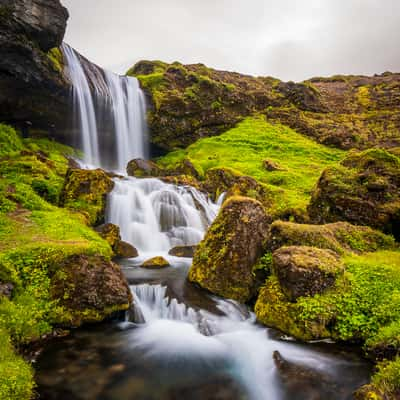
left=61, top=0, right=400, bottom=82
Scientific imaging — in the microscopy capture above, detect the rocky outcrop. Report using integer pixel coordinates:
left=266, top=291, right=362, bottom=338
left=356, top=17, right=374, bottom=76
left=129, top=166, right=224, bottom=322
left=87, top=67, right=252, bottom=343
left=51, top=254, right=132, bottom=327
left=141, top=256, right=170, bottom=269
left=168, top=245, right=197, bottom=258
left=188, top=196, right=270, bottom=302
left=308, top=149, right=400, bottom=240
left=60, top=168, right=114, bottom=225
left=272, top=246, right=344, bottom=301
left=0, top=0, right=71, bottom=134
left=268, top=220, right=395, bottom=254
left=128, top=60, right=400, bottom=152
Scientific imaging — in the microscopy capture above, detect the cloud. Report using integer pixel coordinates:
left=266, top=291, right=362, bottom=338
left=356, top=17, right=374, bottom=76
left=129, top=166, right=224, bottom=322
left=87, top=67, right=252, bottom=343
left=61, top=0, right=400, bottom=81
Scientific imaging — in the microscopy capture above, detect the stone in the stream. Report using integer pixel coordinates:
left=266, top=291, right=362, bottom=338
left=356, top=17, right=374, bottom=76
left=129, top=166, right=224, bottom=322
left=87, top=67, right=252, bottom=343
left=115, top=241, right=138, bottom=258
left=126, top=158, right=163, bottom=177
left=189, top=196, right=270, bottom=303
left=168, top=245, right=197, bottom=258
left=141, top=256, right=170, bottom=269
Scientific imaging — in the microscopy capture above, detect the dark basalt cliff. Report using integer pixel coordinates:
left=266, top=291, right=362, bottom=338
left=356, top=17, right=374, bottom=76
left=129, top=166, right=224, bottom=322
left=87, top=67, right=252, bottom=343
left=129, top=60, right=400, bottom=153
left=0, top=0, right=70, bottom=135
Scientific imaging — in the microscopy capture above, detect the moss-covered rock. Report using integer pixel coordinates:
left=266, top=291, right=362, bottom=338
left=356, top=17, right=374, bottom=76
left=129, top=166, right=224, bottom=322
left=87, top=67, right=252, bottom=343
left=95, top=223, right=120, bottom=249
left=272, top=246, right=344, bottom=301
left=141, top=256, right=170, bottom=269
left=51, top=254, right=132, bottom=327
left=188, top=196, right=270, bottom=302
left=268, top=220, right=395, bottom=254
left=114, top=240, right=138, bottom=258
left=60, top=168, right=114, bottom=225
left=168, top=245, right=197, bottom=258
left=308, top=149, right=400, bottom=240
left=126, top=158, right=163, bottom=177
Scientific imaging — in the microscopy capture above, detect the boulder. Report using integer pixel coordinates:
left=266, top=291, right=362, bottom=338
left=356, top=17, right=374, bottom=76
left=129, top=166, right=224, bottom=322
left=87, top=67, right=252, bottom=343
left=308, top=149, right=400, bottom=240
left=263, top=159, right=285, bottom=171
left=95, top=223, right=138, bottom=258
left=51, top=255, right=132, bottom=327
left=188, top=196, right=270, bottom=303
left=126, top=158, right=163, bottom=177
left=268, top=220, right=395, bottom=254
left=0, top=282, right=13, bottom=298
left=60, top=168, right=114, bottom=225
left=114, top=241, right=138, bottom=258
left=272, top=246, right=344, bottom=301
left=141, top=256, right=170, bottom=269
left=168, top=245, right=197, bottom=258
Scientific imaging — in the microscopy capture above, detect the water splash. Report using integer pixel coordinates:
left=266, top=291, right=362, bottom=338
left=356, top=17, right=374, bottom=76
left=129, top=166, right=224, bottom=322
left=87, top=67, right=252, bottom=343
left=106, top=177, right=220, bottom=253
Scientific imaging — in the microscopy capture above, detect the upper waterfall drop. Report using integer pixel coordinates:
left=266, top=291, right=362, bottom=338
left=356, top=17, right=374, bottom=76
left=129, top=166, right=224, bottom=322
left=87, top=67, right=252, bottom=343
left=62, top=43, right=148, bottom=172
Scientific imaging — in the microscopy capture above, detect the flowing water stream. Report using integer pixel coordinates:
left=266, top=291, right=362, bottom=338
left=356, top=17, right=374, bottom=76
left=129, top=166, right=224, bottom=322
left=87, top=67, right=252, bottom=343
left=35, top=45, right=372, bottom=400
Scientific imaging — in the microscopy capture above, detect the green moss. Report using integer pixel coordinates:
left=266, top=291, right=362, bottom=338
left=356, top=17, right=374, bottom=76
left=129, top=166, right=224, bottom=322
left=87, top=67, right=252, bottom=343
left=157, top=116, right=345, bottom=215
left=357, top=86, right=371, bottom=108
left=0, top=124, right=23, bottom=158
left=47, top=47, right=64, bottom=74
left=371, top=357, right=400, bottom=397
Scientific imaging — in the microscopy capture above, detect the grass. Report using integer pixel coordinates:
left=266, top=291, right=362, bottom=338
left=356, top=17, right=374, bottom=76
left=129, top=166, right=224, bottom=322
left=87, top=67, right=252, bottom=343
left=157, top=116, right=345, bottom=213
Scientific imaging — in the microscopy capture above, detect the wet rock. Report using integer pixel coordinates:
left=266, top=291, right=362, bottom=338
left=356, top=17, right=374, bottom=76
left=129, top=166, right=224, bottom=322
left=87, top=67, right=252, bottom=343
left=51, top=254, right=132, bottom=327
left=272, top=246, right=344, bottom=301
left=160, top=175, right=203, bottom=191
left=60, top=168, right=114, bottom=225
left=114, top=241, right=138, bottom=258
left=308, top=149, right=400, bottom=240
left=141, top=256, right=170, bottom=269
left=189, top=196, right=270, bottom=303
left=0, top=282, right=13, bottom=298
left=268, top=220, right=395, bottom=254
left=126, top=158, right=163, bottom=177
left=169, top=159, right=200, bottom=179
left=0, top=0, right=71, bottom=134
left=168, top=245, right=197, bottom=258
left=273, top=350, right=341, bottom=400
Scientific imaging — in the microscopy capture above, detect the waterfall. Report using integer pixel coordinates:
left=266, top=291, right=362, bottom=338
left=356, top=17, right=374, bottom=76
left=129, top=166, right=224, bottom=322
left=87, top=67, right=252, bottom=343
left=62, top=44, right=100, bottom=166
left=106, top=177, right=220, bottom=254
left=62, top=43, right=148, bottom=171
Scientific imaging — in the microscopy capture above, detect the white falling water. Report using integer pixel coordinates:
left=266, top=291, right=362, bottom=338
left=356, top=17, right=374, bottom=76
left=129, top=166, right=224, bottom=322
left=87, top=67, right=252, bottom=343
left=130, top=283, right=351, bottom=400
left=62, top=44, right=100, bottom=166
left=104, top=71, right=148, bottom=172
left=107, top=177, right=220, bottom=254
left=62, top=44, right=148, bottom=171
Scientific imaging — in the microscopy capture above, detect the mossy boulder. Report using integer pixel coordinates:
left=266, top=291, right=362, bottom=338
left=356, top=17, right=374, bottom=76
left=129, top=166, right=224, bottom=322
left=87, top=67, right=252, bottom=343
left=114, top=241, right=138, bottom=258
left=308, top=149, right=400, bottom=240
left=168, top=245, right=197, bottom=258
left=160, top=175, right=203, bottom=191
left=141, top=256, right=170, bottom=269
left=272, top=246, right=344, bottom=301
left=95, top=223, right=138, bottom=258
left=51, top=254, right=132, bottom=327
left=126, top=158, right=163, bottom=177
left=60, top=168, right=114, bottom=225
left=188, top=196, right=270, bottom=302
left=268, top=220, right=395, bottom=254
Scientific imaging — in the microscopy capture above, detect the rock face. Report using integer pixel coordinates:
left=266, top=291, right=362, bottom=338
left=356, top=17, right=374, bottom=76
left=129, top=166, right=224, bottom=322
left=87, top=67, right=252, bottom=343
left=128, top=60, right=400, bottom=153
left=0, top=0, right=71, bottom=134
left=51, top=255, right=132, bottom=326
left=60, top=168, right=114, bottom=225
left=141, top=256, right=170, bottom=269
left=268, top=220, right=395, bottom=254
left=126, top=158, right=162, bottom=177
left=272, top=246, right=344, bottom=301
left=308, top=149, right=400, bottom=240
left=188, top=196, right=270, bottom=302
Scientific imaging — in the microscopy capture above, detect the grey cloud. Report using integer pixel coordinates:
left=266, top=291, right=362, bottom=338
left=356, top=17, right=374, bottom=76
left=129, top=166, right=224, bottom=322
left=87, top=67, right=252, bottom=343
left=61, top=0, right=400, bottom=81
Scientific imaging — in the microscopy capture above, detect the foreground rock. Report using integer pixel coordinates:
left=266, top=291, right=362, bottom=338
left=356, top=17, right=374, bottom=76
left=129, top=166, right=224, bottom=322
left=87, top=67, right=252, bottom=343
left=272, top=246, right=344, bottom=301
left=168, top=245, right=197, bottom=258
left=51, top=255, right=132, bottom=327
left=141, top=256, right=170, bottom=269
left=308, top=149, right=400, bottom=240
left=268, top=220, right=395, bottom=254
left=60, top=168, right=114, bottom=225
left=189, top=196, right=270, bottom=302
left=95, top=223, right=138, bottom=258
